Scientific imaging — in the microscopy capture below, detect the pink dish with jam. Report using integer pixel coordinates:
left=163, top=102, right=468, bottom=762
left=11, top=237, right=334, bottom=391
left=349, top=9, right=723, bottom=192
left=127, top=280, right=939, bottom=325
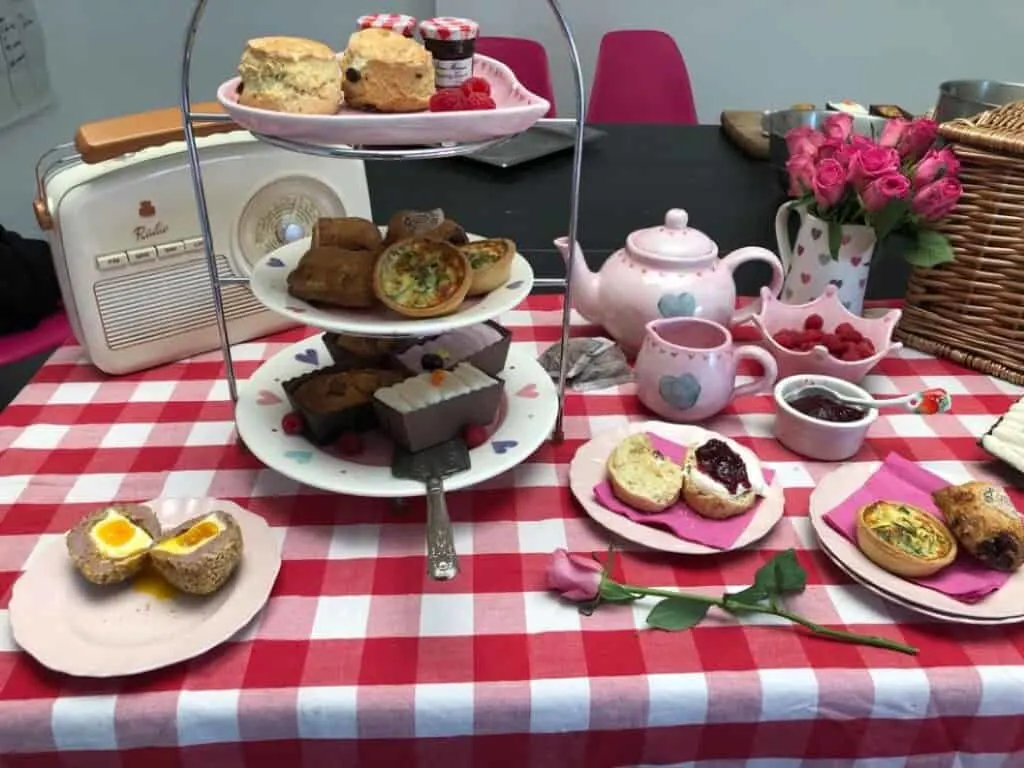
left=773, top=374, right=877, bottom=462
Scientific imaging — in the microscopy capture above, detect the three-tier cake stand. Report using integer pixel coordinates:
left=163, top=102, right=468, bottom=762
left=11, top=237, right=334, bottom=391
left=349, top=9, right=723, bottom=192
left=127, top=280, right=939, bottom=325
left=178, top=0, right=587, bottom=569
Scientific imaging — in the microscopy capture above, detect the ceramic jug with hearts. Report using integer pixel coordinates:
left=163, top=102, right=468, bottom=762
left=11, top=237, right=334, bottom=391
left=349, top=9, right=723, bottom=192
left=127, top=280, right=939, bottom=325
left=634, top=317, right=779, bottom=423
left=775, top=201, right=876, bottom=316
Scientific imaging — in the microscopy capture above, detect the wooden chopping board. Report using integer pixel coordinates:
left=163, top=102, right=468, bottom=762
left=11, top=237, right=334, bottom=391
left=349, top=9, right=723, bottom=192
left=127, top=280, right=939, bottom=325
left=720, top=110, right=769, bottom=160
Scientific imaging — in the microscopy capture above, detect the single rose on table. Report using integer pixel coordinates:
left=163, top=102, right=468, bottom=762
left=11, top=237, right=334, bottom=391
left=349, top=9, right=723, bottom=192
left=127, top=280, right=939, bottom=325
left=782, top=115, right=963, bottom=267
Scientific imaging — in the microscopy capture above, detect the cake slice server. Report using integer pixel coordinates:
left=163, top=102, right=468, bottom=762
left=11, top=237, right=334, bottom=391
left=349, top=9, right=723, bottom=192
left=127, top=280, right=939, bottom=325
left=391, top=437, right=471, bottom=581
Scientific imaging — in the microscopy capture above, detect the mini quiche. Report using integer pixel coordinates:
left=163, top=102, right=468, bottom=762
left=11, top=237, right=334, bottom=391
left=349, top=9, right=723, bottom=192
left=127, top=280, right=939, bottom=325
left=459, top=238, right=516, bottom=296
left=855, top=501, right=957, bottom=578
left=373, top=238, right=472, bottom=318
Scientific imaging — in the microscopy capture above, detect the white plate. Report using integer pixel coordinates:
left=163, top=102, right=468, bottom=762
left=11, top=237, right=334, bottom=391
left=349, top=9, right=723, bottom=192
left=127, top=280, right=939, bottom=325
left=235, top=340, right=558, bottom=498
left=809, top=463, right=1024, bottom=622
left=217, top=55, right=549, bottom=146
left=250, top=234, right=533, bottom=337
left=568, top=421, right=786, bottom=555
left=8, top=499, right=281, bottom=678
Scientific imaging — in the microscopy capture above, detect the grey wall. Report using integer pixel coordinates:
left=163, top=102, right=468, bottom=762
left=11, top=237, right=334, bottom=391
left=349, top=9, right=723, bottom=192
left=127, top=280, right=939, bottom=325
left=5, top=0, right=1022, bottom=236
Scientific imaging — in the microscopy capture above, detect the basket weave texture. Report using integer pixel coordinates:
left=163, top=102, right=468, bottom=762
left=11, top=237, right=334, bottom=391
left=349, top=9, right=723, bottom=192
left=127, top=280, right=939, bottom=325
left=896, top=101, right=1024, bottom=383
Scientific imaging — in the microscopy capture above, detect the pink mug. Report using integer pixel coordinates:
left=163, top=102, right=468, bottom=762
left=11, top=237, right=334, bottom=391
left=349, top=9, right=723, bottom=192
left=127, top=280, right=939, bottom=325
left=634, top=317, right=779, bottom=422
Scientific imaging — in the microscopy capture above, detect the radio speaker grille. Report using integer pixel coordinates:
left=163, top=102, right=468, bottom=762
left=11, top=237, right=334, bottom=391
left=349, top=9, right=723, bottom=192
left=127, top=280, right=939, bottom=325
left=95, top=256, right=264, bottom=350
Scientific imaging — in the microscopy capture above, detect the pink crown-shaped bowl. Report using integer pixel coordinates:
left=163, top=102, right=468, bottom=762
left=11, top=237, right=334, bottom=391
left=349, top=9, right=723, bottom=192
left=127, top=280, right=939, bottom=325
left=750, top=285, right=902, bottom=384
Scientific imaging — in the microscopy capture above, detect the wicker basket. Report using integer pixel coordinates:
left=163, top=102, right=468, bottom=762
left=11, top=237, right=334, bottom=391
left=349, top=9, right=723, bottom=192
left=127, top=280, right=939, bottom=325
left=895, top=101, right=1024, bottom=383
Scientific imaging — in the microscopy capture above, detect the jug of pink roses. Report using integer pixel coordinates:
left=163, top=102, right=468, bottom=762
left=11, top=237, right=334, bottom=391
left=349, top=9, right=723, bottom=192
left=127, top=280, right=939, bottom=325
left=775, top=112, right=962, bottom=315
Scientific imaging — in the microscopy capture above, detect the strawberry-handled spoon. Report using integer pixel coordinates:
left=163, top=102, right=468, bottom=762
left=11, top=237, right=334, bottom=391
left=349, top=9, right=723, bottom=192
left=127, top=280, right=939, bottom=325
left=787, top=385, right=952, bottom=415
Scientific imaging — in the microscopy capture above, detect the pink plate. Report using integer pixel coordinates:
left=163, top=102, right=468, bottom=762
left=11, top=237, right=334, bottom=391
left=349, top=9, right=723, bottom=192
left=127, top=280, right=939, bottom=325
left=8, top=499, right=281, bottom=678
left=810, top=463, right=1024, bottom=623
left=216, top=54, right=550, bottom=146
left=568, top=421, right=785, bottom=555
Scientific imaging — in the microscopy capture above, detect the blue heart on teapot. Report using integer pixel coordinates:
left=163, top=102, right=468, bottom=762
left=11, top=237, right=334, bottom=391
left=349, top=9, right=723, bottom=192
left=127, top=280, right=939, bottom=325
left=657, top=292, right=697, bottom=318
left=659, top=373, right=702, bottom=411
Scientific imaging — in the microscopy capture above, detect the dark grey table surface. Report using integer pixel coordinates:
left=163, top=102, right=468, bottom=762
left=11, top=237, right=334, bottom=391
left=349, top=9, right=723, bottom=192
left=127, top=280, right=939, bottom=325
left=0, top=124, right=911, bottom=410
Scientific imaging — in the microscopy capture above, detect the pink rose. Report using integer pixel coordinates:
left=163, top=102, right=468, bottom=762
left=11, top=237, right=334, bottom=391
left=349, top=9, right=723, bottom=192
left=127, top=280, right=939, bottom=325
left=813, top=158, right=847, bottom=209
left=547, top=549, right=603, bottom=601
left=912, top=147, right=960, bottom=187
left=897, top=118, right=939, bottom=161
left=785, top=125, right=825, bottom=158
left=862, top=172, right=911, bottom=212
left=816, top=138, right=845, bottom=161
left=822, top=112, right=854, bottom=141
left=879, top=118, right=910, bottom=149
left=786, top=153, right=816, bottom=196
left=911, top=177, right=962, bottom=221
left=848, top=146, right=901, bottom=190
left=849, top=134, right=874, bottom=150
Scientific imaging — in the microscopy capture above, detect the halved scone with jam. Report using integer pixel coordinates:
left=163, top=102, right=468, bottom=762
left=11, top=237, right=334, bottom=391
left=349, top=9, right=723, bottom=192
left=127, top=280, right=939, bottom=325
left=460, top=238, right=516, bottom=296
left=373, top=237, right=472, bottom=318
left=855, top=501, right=957, bottom=578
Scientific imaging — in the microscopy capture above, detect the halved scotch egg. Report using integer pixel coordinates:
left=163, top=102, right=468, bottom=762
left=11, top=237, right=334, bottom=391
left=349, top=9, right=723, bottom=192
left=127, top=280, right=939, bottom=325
left=149, top=511, right=244, bottom=595
left=65, top=504, right=162, bottom=585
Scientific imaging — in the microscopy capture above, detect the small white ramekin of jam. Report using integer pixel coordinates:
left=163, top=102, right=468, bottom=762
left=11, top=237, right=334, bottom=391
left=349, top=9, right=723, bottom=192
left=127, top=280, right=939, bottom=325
left=357, top=13, right=418, bottom=37
left=418, top=16, right=480, bottom=89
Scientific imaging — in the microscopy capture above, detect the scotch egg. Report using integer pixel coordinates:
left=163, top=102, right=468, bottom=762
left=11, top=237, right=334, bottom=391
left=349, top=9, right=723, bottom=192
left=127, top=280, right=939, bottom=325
left=855, top=501, right=957, bottom=578
left=149, top=510, right=243, bottom=595
left=65, top=504, right=162, bottom=585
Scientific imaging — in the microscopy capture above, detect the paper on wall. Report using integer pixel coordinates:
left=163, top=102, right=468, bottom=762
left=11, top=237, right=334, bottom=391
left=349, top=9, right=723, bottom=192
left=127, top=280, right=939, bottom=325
left=0, top=0, right=51, bottom=131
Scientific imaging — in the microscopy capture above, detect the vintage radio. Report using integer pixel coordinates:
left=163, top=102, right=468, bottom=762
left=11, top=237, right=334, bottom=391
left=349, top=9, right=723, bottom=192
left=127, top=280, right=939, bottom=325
left=33, top=105, right=371, bottom=374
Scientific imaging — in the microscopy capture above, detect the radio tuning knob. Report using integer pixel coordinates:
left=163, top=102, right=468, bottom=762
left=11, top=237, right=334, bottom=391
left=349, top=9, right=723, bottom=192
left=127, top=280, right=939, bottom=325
left=278, top=221, right=305, bottom=244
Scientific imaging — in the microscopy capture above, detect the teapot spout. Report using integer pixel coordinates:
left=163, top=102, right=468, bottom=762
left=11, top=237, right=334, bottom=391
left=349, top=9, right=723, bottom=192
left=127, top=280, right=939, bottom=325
left=554, top=236, right=601, bottom=322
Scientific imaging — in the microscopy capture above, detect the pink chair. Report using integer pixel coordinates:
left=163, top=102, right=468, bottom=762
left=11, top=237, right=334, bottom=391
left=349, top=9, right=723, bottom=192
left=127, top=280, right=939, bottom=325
left=587, top=30, right=698, bottom=125
left=475, top=36, right=557, bottom=118
left=0, top=310, right=71, bottom=366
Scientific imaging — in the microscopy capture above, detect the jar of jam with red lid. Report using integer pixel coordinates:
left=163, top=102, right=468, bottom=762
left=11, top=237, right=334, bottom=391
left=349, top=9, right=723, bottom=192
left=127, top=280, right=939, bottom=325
left=357, top=13, right=418, bottom=37
left=418, top=16, right=480, bottom=89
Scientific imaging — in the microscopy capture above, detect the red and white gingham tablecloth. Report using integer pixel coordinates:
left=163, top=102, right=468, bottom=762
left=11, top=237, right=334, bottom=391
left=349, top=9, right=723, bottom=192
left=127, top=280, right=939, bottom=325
left=1, top=295, right=1024, bottom=767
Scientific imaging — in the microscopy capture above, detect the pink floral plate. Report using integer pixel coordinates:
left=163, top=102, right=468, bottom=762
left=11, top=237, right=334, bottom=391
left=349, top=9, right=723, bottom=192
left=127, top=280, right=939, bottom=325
left=568, top=421, right=785, bottom=555
left=217, top=54, right=550, bottom=146
left=7, top=499, right=281, bottom=678
left=810, top=463, right=1024, bottom=623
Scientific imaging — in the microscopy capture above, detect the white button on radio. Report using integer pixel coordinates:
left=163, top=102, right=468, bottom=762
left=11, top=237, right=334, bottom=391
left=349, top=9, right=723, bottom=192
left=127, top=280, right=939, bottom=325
left=183, top=237, right=205, bottom=251
left=96, top=252, right=128, bottom=271
left=279, top=221, right=305, bottom=244
left=126, top=246, right=157, bottom=264
left=157, top=241, right=186, bottom=259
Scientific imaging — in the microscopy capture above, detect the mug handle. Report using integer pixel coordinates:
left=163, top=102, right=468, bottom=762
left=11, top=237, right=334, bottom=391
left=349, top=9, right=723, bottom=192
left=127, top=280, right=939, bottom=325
left=731, top=345, right=779, bottom=399
left=724, top=247, right=786, bottom=324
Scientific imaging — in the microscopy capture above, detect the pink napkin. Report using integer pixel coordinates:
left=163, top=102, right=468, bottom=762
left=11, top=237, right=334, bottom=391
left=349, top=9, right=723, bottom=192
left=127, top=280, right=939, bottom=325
left=823, top=452, right=1009, bottom=603
left=593, top=432, right=774, bottom=550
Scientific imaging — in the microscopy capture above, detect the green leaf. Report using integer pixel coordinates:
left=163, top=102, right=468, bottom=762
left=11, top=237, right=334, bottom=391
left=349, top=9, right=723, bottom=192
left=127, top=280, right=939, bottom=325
left=827, top=220, right=842, bottom=258
left=904, top=229, right=955, bottom=268
left=599, top=580, right=639, bottom=604
left=748, top=549, right=808, bottom=602
left=867, top=200, right=909, bottom=242
left=646, top=597, right=710, bottom=631
left=721, top=584, right=770, bottom=613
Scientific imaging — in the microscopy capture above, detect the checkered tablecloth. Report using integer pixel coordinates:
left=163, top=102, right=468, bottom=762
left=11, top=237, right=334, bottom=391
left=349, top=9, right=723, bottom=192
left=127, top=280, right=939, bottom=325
left=1, top=294, right=1024, bottom=768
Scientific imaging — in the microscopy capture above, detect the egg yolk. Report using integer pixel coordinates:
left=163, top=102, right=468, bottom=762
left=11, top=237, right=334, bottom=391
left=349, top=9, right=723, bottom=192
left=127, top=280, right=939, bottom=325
left=175, top=520, right=220, bottom=548
left=96, top=518, right=138, bottom=547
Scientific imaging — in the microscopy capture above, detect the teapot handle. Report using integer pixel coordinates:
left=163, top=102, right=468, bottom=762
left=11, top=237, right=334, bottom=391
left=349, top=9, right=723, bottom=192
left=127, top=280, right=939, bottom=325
left=721, top=246, right=785, bottom=324
left=774, top=200, right=799, bottom=278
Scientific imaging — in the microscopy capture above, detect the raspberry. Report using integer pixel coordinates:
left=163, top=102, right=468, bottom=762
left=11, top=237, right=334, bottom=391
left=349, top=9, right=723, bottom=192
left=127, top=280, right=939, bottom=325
left=835, top=322, right=863, bottom=342
left=281, top=412, right=303, bottom=436
left=803, top=328, right=825, bottom=344
left=429, top=88, right=465, bottom=112
left=822, top=333, right=845, bottom=355
left=773, top=330, right=799, bottom=349
left=336, top=432, right=364, bottom=456
left=803, top=313, right=824, bottom=331
left=855, top=340, right=876, bottom=359
left=840, top=349, right=861, bottom=362
left=460, top=76, right=491, bottom=97
left=465, top=91, right=497, bottom=110
left=462, top=424, right=488, bottom=449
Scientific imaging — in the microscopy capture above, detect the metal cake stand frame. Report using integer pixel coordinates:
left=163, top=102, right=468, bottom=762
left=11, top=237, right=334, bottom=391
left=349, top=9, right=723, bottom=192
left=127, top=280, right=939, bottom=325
left=179, top=0, right=585, bottom=442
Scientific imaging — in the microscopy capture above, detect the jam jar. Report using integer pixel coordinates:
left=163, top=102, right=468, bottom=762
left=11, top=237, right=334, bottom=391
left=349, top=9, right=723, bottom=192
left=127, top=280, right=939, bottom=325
left=418, top=16, right=480, bottom=89
left=357, top=13, right=418, bottom=37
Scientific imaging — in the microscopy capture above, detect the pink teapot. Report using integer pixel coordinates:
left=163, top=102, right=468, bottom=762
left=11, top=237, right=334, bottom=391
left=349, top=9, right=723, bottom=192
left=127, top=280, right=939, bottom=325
left=555, top=208, right=785, bottom=353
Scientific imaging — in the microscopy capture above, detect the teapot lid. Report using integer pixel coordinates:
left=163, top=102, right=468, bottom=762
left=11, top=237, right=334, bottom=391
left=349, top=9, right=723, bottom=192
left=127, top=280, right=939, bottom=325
left=627, top=209, right=716, bottom=261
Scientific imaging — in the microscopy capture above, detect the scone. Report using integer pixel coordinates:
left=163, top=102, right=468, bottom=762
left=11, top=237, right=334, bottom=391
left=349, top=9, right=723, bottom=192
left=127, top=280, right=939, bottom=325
left=606, top=433, right=683, bottom=513
left=933, top=481, right=1024, bottom=572
left=681, top=437, right=764, bottom=519
left=339, top=28, right=435, bottom=113
left=237, top=36, right=342, bottom=114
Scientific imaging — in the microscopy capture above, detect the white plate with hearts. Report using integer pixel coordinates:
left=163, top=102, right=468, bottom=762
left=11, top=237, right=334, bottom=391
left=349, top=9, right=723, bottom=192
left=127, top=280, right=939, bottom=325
left=235, top=337, right=558, bottom=497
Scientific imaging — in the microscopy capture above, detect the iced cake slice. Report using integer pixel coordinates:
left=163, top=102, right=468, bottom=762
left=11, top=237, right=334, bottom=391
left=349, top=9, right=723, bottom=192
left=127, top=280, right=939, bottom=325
left=373, top=362, right=502, bottom=452
left=393, top=321, right=511, bottom=377
left=981, top=395, right=1024, bottom=474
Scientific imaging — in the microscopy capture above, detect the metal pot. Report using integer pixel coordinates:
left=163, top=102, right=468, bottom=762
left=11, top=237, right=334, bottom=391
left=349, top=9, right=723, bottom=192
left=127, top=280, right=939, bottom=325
left=935, top=80, right=1024, bottom=124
